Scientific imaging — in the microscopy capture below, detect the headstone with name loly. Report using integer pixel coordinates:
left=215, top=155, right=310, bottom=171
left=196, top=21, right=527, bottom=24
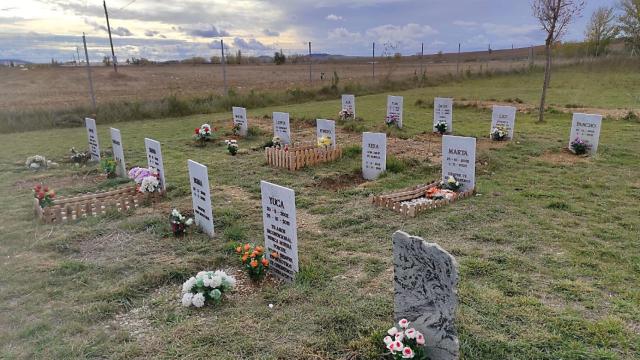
left=85, top=118, right=101, bottom=162
left=232, top=106, right=248, bottom=137
left=362, top=132, right=387, bottom=180
left=273, top=112, right=292, bottom=144
left=490, top=105, right=517, bottom=140
left=434, top=98, right=453, bottom=134
left=316, top=119, right=336, bottom=148
left=144, top=138, right=167, bottom=191
left=442, top=135, right=476, bottom=192
left=393, top=230, right=460, bottom=360
left=569, top=113, right=602, bottom=155
left=387, top=95, right=404, bottom=128
left=342, top=94, right=355, bottom=118
left=109, top=128, right=126, bottom=177
left=260, top=181, right=299, bottom=283
left=188, top=160, right=214, bottom=237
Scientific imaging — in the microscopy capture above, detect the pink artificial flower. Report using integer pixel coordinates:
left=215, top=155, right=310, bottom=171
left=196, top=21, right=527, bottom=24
left=405, top=328, right=416, bottom=339
left=383, top=336, right=393, bottom=345
left=416, top=332, right=425, bottom=345
left=395, top=331, right=405, bottom=342
left=402, top=347, right=415, bottom=359
left=387, top=327, right=398, bottom=336
left=394, top=341, right=404, bottom=352
left=398, top=319, right=409, bottom=329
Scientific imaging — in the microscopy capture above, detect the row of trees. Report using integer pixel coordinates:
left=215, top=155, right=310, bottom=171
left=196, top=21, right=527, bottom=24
left=585, top=0, right=640, bottom=57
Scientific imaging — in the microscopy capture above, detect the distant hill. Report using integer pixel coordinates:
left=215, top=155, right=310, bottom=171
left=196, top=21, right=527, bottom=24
left=0, top=59, right=31, bottom=66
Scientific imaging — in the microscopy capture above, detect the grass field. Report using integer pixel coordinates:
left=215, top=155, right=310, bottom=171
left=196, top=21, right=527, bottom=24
left=0, top=63, right=639, bottom=359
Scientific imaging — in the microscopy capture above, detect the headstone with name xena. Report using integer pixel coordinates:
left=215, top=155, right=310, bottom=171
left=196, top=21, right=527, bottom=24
left=569, top=113, right=602, bottom=155
left=188, top=160, right=214, bottom=237
left=260, top=181, right=299, bottom=283
left=316, top=119, right=336, bottom=148
left=273, top=112, right=291, bottom=144
left=85, top=118, right=100, bottom=162
left=110, top=128, right=126, bottom=177
left=144, top=138, right=167, bottom=191
left=387, top=95, right=403, bottom=128
left=232, top=106, right=248, bottom=137
left=490, top=105, right=517, bottom=140
left=434, top=98, right=453, bottom=134
left=442, top=135, right=476, bottom=192
left=362, top=132, right=387, bottom=180
left=342, top=94, right=355, bottom=118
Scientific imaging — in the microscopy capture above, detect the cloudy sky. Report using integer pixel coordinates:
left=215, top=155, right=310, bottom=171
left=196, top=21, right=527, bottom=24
left=0, top=0, right=617, bottom=63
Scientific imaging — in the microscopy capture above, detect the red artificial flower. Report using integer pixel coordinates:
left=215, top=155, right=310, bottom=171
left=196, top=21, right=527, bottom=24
left=34, top=184, right=41, bottom=191
left=49, top=191, right=56, bottom=198
left=37, top=192, right=45, bottom=200
left=195, top=127, right=200, bottom=134
left=43, top=186, right=49, bottom=192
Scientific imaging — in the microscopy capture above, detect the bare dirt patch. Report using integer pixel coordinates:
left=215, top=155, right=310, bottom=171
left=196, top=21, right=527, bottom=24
left=15, top=172, right=105, bottom=191
left=536, top=148, right=591, bottom=165
left=314, top=171, right=367, bottom=191
left=458, top=100, right=637, bottom=119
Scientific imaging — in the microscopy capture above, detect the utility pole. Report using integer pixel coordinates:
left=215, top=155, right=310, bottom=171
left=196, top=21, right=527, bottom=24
left=308, top=41, right=312, bottom=84
left=456, top=43, right=461, bottom=75
left=372, top=42, right=375, bottom=79
left=221, top=39, right=228, bottom=96
left=421, top=42, right=424, bottom=76
left=103, top=0, right=118, bottom=73
left=82, top=33, right=97, bottom=114
left=76, top=46, right=81, bottom=66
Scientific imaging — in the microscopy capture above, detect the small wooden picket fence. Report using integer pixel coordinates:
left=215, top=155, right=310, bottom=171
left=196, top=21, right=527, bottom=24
left=34, top=186, right=162, bottom=224
left=372, top=180, right=475, bottom=218
left=264, top=144, right=343, bottom=171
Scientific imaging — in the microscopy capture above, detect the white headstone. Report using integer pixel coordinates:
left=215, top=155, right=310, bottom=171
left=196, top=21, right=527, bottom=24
left=144, top=138, right=167, bottom=191
left=232, top=106, right=248, bottom=136
left=273, top=112, right=291, bottom=144
left=569, top=113, right=602, bottom=155
left=387, top=95, right=404, bottom=128
left=109, top=128, right=126, bottom=177
left=260, top=181, right=299, bottom=283
left=362, top=132, right=387, bottom=180
left=442, top=135, right=476, bottom=192
left=490, top=105, right=517, bottom=140
left=342, top=94, right=355, bottom=118
left=316, top=119, right=336, bottom=148
left=434, top=98, right=453, bottom=133
left=85, top=118, right=100, bottom=162
left=188, top=160, right=214, bottom=237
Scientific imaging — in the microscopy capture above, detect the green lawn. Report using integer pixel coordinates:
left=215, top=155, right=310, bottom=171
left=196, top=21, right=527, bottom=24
left=0, top=65, right=639, bottom=359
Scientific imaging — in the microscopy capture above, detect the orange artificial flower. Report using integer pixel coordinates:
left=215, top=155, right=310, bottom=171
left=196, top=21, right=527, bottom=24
left=261, top=258, right=269, bottom=267
left=271, top=251, right=279, bottom=259
left=255, top=245, right=264, bottom=254
left=242, top=254, right=248, bottom=263
left=250, top=259, right=258, bottom=268
left=244, top=251, right=249, bottom=257
left=235, top=246, right=242, bottom=254
left=244, top=244, right=251, bottom=252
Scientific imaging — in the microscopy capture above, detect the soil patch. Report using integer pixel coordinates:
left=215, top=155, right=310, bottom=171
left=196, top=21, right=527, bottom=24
left=537, top=148, right=591, bottom=165
left=314, top=171, right=367, bottom=191
left=15, top=172, right=104, bottom=191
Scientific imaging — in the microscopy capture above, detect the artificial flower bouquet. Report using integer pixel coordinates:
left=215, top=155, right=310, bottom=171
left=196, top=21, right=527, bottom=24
left=225, top=139, right=239, bottom=156
left=25, top=155, right=48, bottom=170
left=317, top=135, right=332, bottom=148
left=128, top=167, right=161, bottom=194
left=193, top=123, right=216, bottom=146
left=181, top=270, right=236, bottom=308
left=439, top=175, right=462, bottom=192
left=272, top=136, right=282, bottom=148
left=490, top=125, right=508, bottom=141
left=232, top=123, right=242, bottom=136
left=170, top=208, right=194, bottom=236
left=235, top=243, right=270, bottom=282
left=386, top=114, right=400, bottom=127
left=69, top=147, right=91, bottom=164
left=434, top=120, right=448, bottom=135
left=383, top=319, right=427, bottom=359
left=33, top=184, right=56, bottom=208
left=101, top=157, right=118, bottom=178
left=570, top=137, right=588, bottom=155
left=339, top=109, right=354, bottom=121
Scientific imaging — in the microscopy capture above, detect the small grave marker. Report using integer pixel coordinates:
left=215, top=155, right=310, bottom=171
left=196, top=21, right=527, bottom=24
left=387, top=95, right=404, bottom=128
left=144, top=138, right=167, bottom=191
left=442, top=135, right=476, bottom=192
left=273, top=112, right=291, bottom=144
left=434, top=98, right=453, bottom=134
left=316, top=119, right=336, bottom=148
left=85, top=118, right=100, bottom=161
left=110, top=128, right=126, bottom=177
left=569, top=113, right=602, bottom=155
left=342, top=94, right=355, bottom=118
left=490, top=105, right=517, bottom=140
left=188, top=160, right=214, bottom=237
left=232, top=106, right=248, bottom=136
left=362, top=132, right=387, bottom=180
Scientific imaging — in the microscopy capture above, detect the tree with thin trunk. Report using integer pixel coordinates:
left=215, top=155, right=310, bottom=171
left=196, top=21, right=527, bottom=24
left=585, top=7, right=619, bottom=57
left=618, top=0, right=640, bottom=56
left=532, top=0, right=585, bottom=122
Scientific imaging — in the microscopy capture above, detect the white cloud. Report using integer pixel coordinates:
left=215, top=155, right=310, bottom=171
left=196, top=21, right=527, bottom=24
left=327, top=27, right=361, bottom=42
left=366, top=23, right=438, bottom=45
left=326, top=14, right=343, bottom=21
left=453, top=20, right=478, bottom=27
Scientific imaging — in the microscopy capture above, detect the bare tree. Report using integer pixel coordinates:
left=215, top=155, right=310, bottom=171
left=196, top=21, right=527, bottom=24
left=618, top=0, right=640, bottom=56
left=532, top=0, right=585, bottom=122
left=585, top=7, right=619, bottom=56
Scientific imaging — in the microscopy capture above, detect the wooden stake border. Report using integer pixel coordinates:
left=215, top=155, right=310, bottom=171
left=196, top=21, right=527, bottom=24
left=264, top=144, right=343, bottom=170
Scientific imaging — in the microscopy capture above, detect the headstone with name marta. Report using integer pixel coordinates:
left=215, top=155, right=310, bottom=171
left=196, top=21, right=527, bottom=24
left=569, top=113, right=602, bottom=155
left=188, top=160, right=214, bottom=237
left=110, top=128, right=126, bottom=177
left=260, top=181, right=299, bottom=283
left=362, top=132, right=387, bottom=180
left=144, top=138, right=167, bottom=191
left=434, top=98, right=453, bottom=134
left=316, top=119, right=336, bottom=148
left=387, top=95, right=404, bottom=128
left=442, top=135, right=476, bottom=192
left=273, top=112, right=292, bottom=144
left=232, top=106, right=248, bottom=137
left=393, top=230, right=460, bottom=360
left=491, top=105, right=517, bottom=140
left=342, top=94, right=355, bottom=118
left=85, top=118, right=101, bottom=162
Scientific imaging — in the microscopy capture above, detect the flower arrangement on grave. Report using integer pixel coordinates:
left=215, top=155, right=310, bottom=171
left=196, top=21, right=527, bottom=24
left=383, top=319, right=427, bottom=359
left=224, top=139, right=239, bottom=156
left=386, top=114, right=400, bottom=127
left=439, top=175, right=462, bottom=192
left=272, top=136, right=282, bottom=148
left=570, top=137, right=588, bottom=155
left=25, top=155, right=48, bottom=170
left=434, top=120, right=448, bottom=135
left=181, top=270, right=236, bottom=308
left=100, top=157, right=118, bottom=178
left=317, top=135, right=332, bottom=148
left=69, top=147, right=91, bottom=164
left=170, top=209, right=194, bottom=236
left=193, top=124, right=216, bottom=146
left=339, top=109, right=354, bottom=121
left=33, top=184, right=56, bottom=208
left=235, top=243, right=270, bottom=282
left=490, top=125, right=508, bottom=141
left=231, top=123, right=242, bottom=136
left=128, top=167, right=161, bottom=193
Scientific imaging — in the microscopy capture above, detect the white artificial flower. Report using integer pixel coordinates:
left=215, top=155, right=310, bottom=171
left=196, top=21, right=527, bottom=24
left=393, top=341, right=404, bottom=353
left=182, top=277, right=196, bottom=293
left=140, top=176, right=159, bottom=193
left=181, top=292, right=193, bottom=307
left=191, top=293, right=206, bottom=308
left=416, top=332, right=425, bottom=345
left=210, top=275, right=222, bottom=288
left=172, top=209, right=180, bottom=217
left=398, top=319, right=409, bottom=329
left=203, top=276, right=213, bottom=288
left=186, top=218, right=194, bottom=226
left=395, top=332, right=405, bottom=342
left=402, top=347, right=415, bottom=359
left=387, top=327, right=398, bottom=336
left=383, top=336, right=393, bottom=345
left=268, top=304, right=274, bottom=309
left=405, top=328, right=416, bottom=339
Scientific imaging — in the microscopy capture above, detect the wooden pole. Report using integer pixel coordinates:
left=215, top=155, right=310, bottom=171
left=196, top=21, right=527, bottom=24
left=308, top=41, right=312, bottom=84
left=82, top=33, right=97, bottom=114
left=103, top=0, right=118, bottom=73
left=372, top=42, right=375, bottom=79
left=456, top=43, right=460, bottom=75
left=221, top=39, right=228, bottom=96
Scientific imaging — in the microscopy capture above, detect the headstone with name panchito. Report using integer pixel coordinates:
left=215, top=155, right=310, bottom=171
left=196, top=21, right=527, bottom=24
left=569, top=113, right=602, bottom=155
left=393, top=230, right=460, bottom=360
left=316, top=119, right=336, bottom=148
left=434, top=98, right=453, bottom=134
left=273, top=112, right=291, bottom=144
left=144, top=138, right=167, bottom=191
left=490, top=105, right=516, bottom=140
left=342, top=94, right=355, bottom=118
left=362, top=132, right=387, bottom=180
left=110, top=128, right=126, bottom=177
left=85, top=118, right=101, bottom=162
left=232, top=106, right=248, bottom=137
left=260, top=181, right=299, bottom=283
left=442, top=135, right=476, bottom=192
left=188, top=160, right=214, bottom=237
left=387, top=95, right=404, bottom=128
